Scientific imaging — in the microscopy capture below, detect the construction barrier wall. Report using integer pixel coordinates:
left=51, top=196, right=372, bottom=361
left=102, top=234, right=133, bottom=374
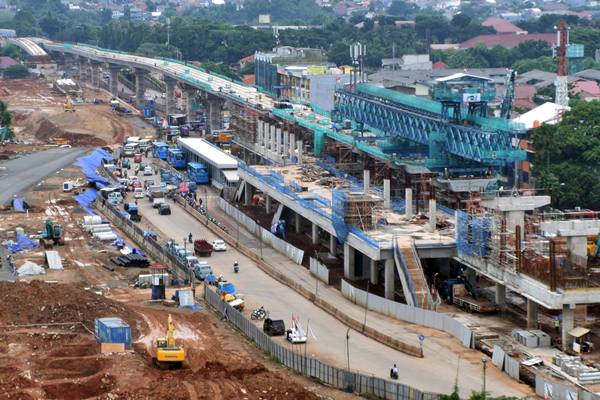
left=309, top=257, right=330, bottom=285
left=218, top=197, right=304, bottom=265
left=204, top=283, right=441, bottom=400
left=341, top=280, right=474, bottom=349
left=535, top=373, right=597, bottom=400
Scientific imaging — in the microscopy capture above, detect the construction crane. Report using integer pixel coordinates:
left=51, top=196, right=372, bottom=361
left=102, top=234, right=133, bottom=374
left=153, top=314, right=185, bottom=368
left=500, top=70, right=516, bottom=119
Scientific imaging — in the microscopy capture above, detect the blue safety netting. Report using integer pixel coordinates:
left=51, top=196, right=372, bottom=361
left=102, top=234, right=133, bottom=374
left=7, top=232, right=38, bottom=253
left=73, top=188, right=98, bottom=215
left=332, top=189, right=349, bottom=243
left=12, top=197, right=25, bottom=212
left=74, top=148, right=113, bottom=188
left=456, top=210, right=491, bottom=257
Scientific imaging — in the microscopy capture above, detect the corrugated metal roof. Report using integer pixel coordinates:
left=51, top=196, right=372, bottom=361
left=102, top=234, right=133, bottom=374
left=45, top=251, right=63, bottom=270
left=178, top=138, right=238, bottom=169
left=222, top=169, right=239, bottom=182
left=512, top=102, right=570, bottom=129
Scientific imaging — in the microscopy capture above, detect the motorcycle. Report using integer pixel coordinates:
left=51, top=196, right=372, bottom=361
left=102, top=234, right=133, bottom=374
left=234, top=265, right=239, bottom=273
left=390, top=368, right=399, bottom=380
left=251, top=307, right=268, bottom=320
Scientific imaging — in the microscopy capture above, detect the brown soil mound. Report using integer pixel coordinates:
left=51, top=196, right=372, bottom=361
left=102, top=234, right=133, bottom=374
left=34, top=117, right=107, bottom=146
left=0, top=281, right=141, bottom=335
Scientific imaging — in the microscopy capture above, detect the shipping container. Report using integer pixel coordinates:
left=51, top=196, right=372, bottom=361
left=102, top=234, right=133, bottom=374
left=95, top=317, right=132, bottom=349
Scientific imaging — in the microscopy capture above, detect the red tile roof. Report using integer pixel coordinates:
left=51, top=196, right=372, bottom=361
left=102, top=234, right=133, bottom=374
left=459, top=33, right=556, bottom=49
left=0, top=56, right=17, bottom=69
left=239, top=54, right=255, bottom=64
left=432, top=61, right=447, bottom=70
left=572, top=80, right=600, bottom=97
left=242, top=74, right=256, bottom=85
left=482, top=18, right=527, bottom=34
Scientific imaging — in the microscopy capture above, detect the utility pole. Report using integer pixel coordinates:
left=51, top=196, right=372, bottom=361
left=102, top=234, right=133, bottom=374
left=554, top=21, right=569, bottom=108
left=346, top=328, right=351, bottom=371
left=481, top=357, right=487, bottom=399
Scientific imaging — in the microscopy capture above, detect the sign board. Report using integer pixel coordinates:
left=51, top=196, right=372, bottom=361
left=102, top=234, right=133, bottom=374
left=463, top=93, right=481, bottom=103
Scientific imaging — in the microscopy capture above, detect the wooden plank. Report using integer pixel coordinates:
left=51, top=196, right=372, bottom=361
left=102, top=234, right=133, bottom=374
left=101, top=342, right=125, bottom=353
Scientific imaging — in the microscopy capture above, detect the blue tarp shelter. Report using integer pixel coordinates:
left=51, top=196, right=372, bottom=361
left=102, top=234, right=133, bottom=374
left=73, top=188, right=98, bottom=215
left=74, top=149, right=113, bottom=189
left=12, top=197, right=26, bottom=212
left=7, top=232, right=38, bottom=253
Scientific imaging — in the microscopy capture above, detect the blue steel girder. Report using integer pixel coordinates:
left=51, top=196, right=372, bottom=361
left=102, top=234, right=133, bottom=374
left=335, top=90, right=525, bottom=166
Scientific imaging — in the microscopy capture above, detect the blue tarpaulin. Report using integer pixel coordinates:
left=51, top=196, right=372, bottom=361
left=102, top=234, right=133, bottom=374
left=75, top=149, right=113, bottom=189
left=7, top=232, right=38, bottom=253
left=73, top=188, right=98, bottom=215
left=12, top=197, right=25, bottom=212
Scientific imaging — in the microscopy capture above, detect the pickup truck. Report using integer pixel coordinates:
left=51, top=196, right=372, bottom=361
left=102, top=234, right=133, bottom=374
left=194, top=240, right=213, bottom=257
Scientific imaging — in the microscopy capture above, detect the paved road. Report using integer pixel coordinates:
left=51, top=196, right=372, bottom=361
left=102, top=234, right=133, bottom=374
left=0, top=147, right=87, bottom=205
left=131, top=166, right=531, bottom=398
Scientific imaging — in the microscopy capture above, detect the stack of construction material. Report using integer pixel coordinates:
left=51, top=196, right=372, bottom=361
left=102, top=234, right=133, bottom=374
left=512, top=330, right=539, bottom=347
left=82, top=216, right=118, bottom=241
left=111, top=253, right=149, bottom=268
left=530, top=330, right=551, bottom=347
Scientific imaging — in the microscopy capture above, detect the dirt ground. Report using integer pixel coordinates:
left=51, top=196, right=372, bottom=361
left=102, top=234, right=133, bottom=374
left=1, top=77, right=154, bottom=149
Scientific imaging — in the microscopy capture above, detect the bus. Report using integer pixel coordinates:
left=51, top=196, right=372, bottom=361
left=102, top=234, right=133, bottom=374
left=152, top=142, right=169, bottom=160
left=167, top=148, right=186, bottom=169
left=187, top=162, right=209, bottom=184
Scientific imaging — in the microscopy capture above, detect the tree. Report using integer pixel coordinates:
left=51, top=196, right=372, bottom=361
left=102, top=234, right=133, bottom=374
left=388, top=0, right=418, bottom=18
left=0, top=44, right=20, bottom=59
left=513, top=56, right=555, bottom=73
left=39, top=14, right=65, bottom=37
left=0, top=100, right=13, bottom=140
left=3, top=64, right=29, bottom=79
left=532, top=101, right=600, bottom=209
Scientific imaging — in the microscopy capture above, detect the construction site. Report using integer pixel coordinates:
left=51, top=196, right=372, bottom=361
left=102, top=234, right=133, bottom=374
left=0, top=26, right=599, bottom=400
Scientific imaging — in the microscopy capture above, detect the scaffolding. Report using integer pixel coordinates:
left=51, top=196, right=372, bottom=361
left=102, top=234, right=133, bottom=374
left=332, top=188, right=384, bottom=244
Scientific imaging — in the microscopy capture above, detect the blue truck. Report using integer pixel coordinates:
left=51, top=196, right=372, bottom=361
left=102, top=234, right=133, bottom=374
left=167, top=148, right=186, bottom=169
left=152, top=142, right=169, bottom=160
left=187, top=162, right=209, bottom=184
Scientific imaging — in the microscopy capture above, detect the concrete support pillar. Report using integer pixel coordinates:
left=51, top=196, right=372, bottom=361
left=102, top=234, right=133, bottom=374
left=384, top=259, right=395, bottom=300
left=428, top=199, right=437, bottom=232
left=108, top=64, right=120, bottom=96
left=79, top=59, right=88, bottom=83
left=270, top=125, right=276, bottom=154
left=297, top=140, right=303, bottom=164
left=258, top=121, right=265, bottom=150
left=276, top=127, right=282, bottom=158
left=90, top=61, right=101, bottom=87
left=344, top=243, right=355, bottom=280
left=383, top=179, right=391, bottom=209
left=370, top=259, right=378, bottom=285
left=164, top=76, right=177, bottom=116
left=135, top=68, right=148, bottom=108
left=283, top=131, right=289, bottom=161
left=405, top=188, right=413, bottom=218
left=363, top=169, right=370, bottom=193
left=265, top=195, right=272, bottom=214
left=185, top=87, right=196, bottom=123
left=207, top=97, right=223, bottom=133
left=289, top=133, right=296, bottom=160
left=312, top=222, right=318, bottom=245
left=329, top=234, right=336, bottom=257
left=527, top=299, right=538, bottom=330
left=295, top=213, right=301, bottom=234
left=495, top=283, right=506, bottom=308
left=506, top=210, right=525, bottom=240
left=244, top=181, right=253, bottom=206
left=561, top=304, right=575, bottom=351
left=567, top=236, right=588, bottom=265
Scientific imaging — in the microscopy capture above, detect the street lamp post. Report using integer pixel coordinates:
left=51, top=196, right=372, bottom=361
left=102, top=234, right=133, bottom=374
left=481, top=357, right=487, bottom=399
left=346, top=328, right=351, bottom=371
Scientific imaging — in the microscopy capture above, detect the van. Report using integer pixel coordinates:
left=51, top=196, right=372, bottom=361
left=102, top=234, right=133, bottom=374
left=193, top=264, right=213, bottom=281
left=134, top=187, right=145, bottom=198
left=108, top=191, right=123, bottom=204
left=263, top=319, right=285, bottom=336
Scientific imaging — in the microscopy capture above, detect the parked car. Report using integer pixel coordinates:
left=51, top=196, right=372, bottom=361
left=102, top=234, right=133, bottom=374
left=193, top=264, right=213, bottom=281
left=158, top=203, right=171, bottom=215
left=263, top=318, right=285, bottom=336
left=212, top=239, right=227, bottom=252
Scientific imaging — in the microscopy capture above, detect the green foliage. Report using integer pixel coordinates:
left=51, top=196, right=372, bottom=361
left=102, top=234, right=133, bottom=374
left=517, top=14, right=584, bottom=33
left=388, top=0, right=418, bottom=18
left=533, top=101, right=600, bottom=209
left=200, top=61, right=239, bottom=80
left=0, top=100, right=13, bottom=139
left=0, top=44, right=20, bottom=59
left=3, top=64, right=28, bottom=79
left=513, top=56, right=555, bottom=73
left=136, top=42, right=180, bottom=59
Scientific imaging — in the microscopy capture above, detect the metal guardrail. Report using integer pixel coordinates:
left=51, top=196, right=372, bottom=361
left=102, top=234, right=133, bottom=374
left=203, top=283, right=440, bottom=400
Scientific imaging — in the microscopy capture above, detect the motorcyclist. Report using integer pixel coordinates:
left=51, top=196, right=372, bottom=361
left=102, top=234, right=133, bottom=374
left=233, top=261, right=239, bottom=273
left=390, top=364, right=399, bottom=380
left=188, top=233, right=193, bottom=243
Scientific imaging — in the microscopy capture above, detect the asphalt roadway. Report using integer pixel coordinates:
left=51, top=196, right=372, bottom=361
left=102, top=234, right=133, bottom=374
left=0, top=147, right=87, bottom=205
left=132, top=167, right=531, bottom=398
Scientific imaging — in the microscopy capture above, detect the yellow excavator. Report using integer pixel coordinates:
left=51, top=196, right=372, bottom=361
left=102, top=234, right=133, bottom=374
left=153, top=314, right=185, bottom=368
left=64, top=96, right=76, bottom=112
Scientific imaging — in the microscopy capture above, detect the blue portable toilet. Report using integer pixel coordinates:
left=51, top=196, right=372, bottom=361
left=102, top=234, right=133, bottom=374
left=94, top=317, right=132, bottom=349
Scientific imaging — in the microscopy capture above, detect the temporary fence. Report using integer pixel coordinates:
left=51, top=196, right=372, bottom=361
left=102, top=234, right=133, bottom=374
left=535, top=373, right=599, bottom=400
left=309, top=257, right=330, bottom=285
left=218, top=197, right=304, bottom=265
left=341, top=280, right=474, bottom=349
left=204, top=283, right=441, bottom=400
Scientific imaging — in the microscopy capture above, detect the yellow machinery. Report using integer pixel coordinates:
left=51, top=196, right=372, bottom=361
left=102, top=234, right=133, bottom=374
left=64, top=96, right=75, bottom=112
left=154, top=314, right=185, bottom=368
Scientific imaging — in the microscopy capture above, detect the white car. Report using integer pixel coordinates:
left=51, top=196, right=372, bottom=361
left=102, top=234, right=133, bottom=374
left=212, top=239, right=227, bottom=252
left=143, top=166, right=153, bottom=176
left=133, top=187, right=145, bottom=199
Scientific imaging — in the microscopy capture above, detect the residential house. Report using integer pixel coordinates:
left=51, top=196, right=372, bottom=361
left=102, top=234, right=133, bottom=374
left=0, top=56, right=18, bottom=70
left=482, top=17, right=528, bottom=35
left=571, top=80, right=600, bottom=101
left=459, top=33, right=556, bottom=49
